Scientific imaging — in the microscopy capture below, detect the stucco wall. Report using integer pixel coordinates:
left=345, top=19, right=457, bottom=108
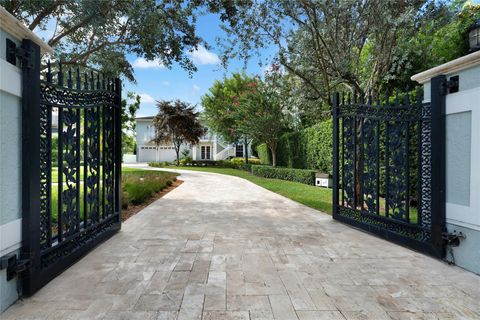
left=0, top=29, right=22, bottom=312
left=419, top=55, right=480, bottom=275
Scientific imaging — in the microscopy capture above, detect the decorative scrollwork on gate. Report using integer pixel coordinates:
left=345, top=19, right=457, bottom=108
left=333, top=89, right=443, bottom=256
left=36, top=61, right=121, bottom=274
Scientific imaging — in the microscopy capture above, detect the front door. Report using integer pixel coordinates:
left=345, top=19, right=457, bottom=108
left=201, top=145, right=211, bottom=160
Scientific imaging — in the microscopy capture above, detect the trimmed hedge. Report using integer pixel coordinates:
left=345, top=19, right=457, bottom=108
left=256, top=119, right=333, bottom=174
left=251, top=165, right=316, bottom=185
left=256, top=143, right=270, bottom=165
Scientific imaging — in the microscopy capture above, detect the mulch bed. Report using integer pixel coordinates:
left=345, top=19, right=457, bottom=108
left=121, top=179, right=184, bottom=222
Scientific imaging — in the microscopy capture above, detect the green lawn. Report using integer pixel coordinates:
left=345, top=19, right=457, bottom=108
left=160, top=166, right=333, bottom=214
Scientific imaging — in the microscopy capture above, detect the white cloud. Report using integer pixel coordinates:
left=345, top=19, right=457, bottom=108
left=132, top=58, right=165, bottom=69
left=139, top=93, right=155, bottom=103
left=192, top=84, right=201, bottom=92
left=161, top=80, right=170, bottom=86
left=189, top=46, right=220, bottom=65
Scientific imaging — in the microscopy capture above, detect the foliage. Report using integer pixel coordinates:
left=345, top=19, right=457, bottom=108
left=3, top=0, right=244, bottom=81
left=251, top=165, right=316, bottom=186
left=151, top=100, right=204, bottom=166
left=179, top=156, right=193, bottom=166
left=257, top=119, right=333, bottom=174
left=148, top=161, right=171, bottom=168
left=201, top=73, right=256, bottom=162
left=303, top=120, right=333, bottom=174
left=238, top=76, right=285, bottom=166
left=276, top=131, right=306, bottom=170
left=51, top=168, right=177, bottom=223
left=122, top=170, right=177, bottom=207
left=256, top=143, right=270, bottom=165
left=220, top=0, right=427, bottom=102
left=386, top=2, right=480, bottom=90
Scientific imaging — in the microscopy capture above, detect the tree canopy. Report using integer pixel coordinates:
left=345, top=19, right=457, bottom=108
left=2, top=0, right=245, bottom=81
left=151, top=100, right=204, bottom=165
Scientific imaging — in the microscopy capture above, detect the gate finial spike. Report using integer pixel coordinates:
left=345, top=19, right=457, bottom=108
left=84, top=70, right=88, bottom=90
left=102, top=74, right=106, bottom=90
left=67, top=68, right=73, bottom=89
left=384, top=88, right=390, bottom=106
left=90, top=71, right=94, bottom=90
left=96, top=73, right=100, bottom=90
left=58, top=62, right=63, bottom=86
left=46, top=60, right=52, bottom=83
left=395, top=91, right=399, bottom=106
left=76, top=67, right=81, bottom=90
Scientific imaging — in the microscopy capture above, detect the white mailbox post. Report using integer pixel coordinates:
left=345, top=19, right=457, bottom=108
left=412, top=51, right=480, bottom=274
left=315, top=173, right=332, bottom=188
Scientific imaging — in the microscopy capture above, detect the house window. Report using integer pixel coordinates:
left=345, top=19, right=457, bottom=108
left=201, top=146, right=211, bottom=160
left=236, top=145, right=244, bottom=157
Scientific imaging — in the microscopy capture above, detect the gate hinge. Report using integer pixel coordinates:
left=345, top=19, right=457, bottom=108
left=6, top=38, right=35, bottom=69
left=0, top=253, right=31, bottom=281
left=442, top=75, right=459, bottom=95
left=442, top=231, right=465, bottom=247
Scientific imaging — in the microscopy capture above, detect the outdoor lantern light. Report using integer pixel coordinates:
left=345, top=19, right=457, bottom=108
left=468, top=20, right=480, bottom=52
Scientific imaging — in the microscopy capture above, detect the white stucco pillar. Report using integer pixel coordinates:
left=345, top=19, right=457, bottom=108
left=412, top=50, right=480, bottom=274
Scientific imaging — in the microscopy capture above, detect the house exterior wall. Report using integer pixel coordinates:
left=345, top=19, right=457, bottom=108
left=135, top=118, right=249, bottom=162
left=413, top=51, right=480, bottom=275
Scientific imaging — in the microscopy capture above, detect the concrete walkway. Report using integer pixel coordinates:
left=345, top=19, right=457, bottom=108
left=3, top=168, right=480, bottom=320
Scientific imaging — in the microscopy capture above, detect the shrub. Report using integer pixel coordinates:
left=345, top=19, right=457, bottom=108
left=251, top=165, right=316, bottom=185
left=257, top=143, right=271, bottom=165
left=122, top=171, right=177, bottom=206
left=256, top=119, right=333, bottom=174
left=303, top=119, right=333, bottom=174
left=148, top=161, right=170, bottom=167
left=179, top=156, right=193, bottom=166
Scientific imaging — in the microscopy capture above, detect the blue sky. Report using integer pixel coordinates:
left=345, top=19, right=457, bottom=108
left=124, top=13, right=276, bottom=117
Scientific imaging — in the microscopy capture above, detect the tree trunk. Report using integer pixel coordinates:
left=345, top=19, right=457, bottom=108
left=269, top=143, right=277, bottom=167
left=175, top=149, right=180, bottom=166
left=244, top=137, right=249, bottom=164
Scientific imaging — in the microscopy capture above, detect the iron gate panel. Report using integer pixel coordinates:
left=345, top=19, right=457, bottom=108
left=332, top=78, right=446, bottom=258
left=21, top=40, right=122, bottom=295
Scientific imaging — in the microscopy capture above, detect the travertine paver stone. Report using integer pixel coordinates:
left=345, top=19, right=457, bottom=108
left=2, top=166, right=480, bottom=320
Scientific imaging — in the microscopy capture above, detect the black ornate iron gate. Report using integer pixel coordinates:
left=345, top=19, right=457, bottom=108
left=332, top=76, right=446, bottom=258
left=21, top=40, right=122, bottom=295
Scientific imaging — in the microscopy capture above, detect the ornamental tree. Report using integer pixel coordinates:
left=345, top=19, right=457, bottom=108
left=201, top=73, right=256, bottom=163
left=151, top=100, right=204, bottom=166
left=238, top=74, right=285, bottom=167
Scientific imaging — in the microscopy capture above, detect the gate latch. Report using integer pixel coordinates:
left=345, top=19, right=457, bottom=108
left=442, top=231, right=465, bottom=247
left=0, top=253, right=31, bottom=281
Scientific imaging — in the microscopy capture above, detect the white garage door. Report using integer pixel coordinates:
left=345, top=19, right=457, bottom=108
left=157, top=146, right=177, bottom=162
left=138, top=146, right=157, bottom=162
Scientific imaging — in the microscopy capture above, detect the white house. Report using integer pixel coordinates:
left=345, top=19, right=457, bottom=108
left=135, top=116, right=249, bottom=163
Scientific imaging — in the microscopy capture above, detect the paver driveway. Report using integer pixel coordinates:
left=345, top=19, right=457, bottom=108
left=3, top=168, right=480, bottom=320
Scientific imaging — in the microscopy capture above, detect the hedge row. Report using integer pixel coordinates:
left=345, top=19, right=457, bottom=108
left=251, top=165, right=316, bottom=185
left=257, top=119, right=333, bottom=174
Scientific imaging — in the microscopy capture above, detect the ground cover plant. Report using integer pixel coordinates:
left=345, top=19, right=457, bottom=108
left=50, top=168, right=178, bottom=225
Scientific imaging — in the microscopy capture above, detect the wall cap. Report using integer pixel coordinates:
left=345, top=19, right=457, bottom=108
left=411, top=51, right=480, bottom=84
left=0, top=6, right=53, bottom=54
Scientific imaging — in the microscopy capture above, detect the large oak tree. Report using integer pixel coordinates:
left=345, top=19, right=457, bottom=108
left=2, top=0, right=246, bottom=81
